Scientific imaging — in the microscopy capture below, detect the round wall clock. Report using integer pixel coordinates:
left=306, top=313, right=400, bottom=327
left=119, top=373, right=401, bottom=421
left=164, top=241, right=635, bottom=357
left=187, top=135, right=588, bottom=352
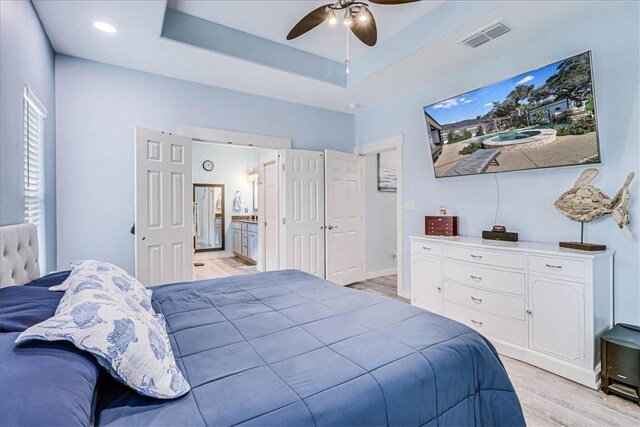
left=202, top=160, right=214, bottom=172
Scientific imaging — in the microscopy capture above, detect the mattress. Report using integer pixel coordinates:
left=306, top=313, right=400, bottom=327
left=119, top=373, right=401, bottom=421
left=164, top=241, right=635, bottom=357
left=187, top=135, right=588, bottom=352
left=95, top=269, right=525, bottom=426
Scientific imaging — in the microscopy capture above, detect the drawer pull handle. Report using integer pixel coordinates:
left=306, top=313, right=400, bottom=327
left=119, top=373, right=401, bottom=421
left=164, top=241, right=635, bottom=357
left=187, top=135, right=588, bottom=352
left=470, top=275, right=482, bottom=281
left=471, top=319, right=483, bottom=327
left=470, top=254, right=483, bottom=260
left=470, top=296, right=483, bottom=304
left=422, top=247, right=431, bottom=251
left=545, top=263, right=562, bottom=269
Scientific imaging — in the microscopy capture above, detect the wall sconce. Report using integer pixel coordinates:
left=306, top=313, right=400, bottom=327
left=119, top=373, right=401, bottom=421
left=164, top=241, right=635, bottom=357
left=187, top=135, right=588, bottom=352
left=248, top=169, right=260, bottom=216
left=248, top=169, right=260, bottom=184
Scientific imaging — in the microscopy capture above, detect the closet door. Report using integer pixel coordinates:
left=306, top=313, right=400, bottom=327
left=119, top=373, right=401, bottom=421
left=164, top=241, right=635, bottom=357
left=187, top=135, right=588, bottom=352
left=134, top=128, right=193, bottom=285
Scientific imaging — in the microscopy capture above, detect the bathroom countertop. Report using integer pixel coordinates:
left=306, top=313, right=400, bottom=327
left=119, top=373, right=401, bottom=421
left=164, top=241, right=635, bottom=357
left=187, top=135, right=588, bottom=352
left=232, top=218, right=259, bottom=224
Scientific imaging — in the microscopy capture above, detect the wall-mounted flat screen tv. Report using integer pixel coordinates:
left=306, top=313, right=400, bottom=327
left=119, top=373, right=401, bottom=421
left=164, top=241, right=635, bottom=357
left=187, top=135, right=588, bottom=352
left=424, top=51, right=600, bottom=178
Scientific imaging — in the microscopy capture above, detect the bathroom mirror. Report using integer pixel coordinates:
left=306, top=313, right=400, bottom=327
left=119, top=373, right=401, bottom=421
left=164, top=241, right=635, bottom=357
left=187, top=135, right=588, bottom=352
left=193, top=183, right=224, bottom=252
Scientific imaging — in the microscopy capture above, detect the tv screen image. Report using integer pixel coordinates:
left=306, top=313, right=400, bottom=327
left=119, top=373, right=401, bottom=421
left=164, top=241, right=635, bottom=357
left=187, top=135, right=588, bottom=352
left=424, top=51, right=600, bottom=178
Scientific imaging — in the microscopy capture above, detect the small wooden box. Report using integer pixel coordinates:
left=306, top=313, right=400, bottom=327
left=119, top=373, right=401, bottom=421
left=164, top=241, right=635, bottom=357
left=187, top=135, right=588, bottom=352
left=425, top=216, right=458, bottom=236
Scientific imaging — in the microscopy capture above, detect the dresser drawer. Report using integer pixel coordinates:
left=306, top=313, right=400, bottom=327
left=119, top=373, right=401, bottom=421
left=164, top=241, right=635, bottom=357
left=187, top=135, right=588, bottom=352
left=233, top=222, right=241, bottom=231
left=444, top=301, right=526, bottom=347
left=444, top=245, right=526, bottom=270
left=443, top=260, right=525, bottom=296
left=247, top=223, right=258, bottom=233
left=411, top=240, right=442, bottom=257
left=529, top=255, right=585, bottom=280
left=444, top=281, right=526, bottom=320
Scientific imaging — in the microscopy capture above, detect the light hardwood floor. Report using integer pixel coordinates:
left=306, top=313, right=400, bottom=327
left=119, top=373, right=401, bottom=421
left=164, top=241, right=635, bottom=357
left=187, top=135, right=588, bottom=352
left=503, top=355, right=639, bottom=426
left=193, top=255, right=256, bottom=280
left=191, top=263, right=640, bottom=425
left=349, top=274, right=409, bottom=303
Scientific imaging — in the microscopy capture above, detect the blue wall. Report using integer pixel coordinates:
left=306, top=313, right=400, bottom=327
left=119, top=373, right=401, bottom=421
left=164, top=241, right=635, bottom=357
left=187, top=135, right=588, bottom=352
left=0, top=0, right=56, bottom=272
left=55, top=55, right=355, bottom=273
left=355, top=2, right=640, bottom=324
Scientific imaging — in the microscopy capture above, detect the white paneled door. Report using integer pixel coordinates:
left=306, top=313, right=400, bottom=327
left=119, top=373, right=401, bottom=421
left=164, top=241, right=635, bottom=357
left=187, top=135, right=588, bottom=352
left=280, top=149, right=325, bottom=277
left=324, top=150, right=364, bottom=285
left=135, top=128, right=193, bottom=285
left=261, top=152, right=280, bottom=272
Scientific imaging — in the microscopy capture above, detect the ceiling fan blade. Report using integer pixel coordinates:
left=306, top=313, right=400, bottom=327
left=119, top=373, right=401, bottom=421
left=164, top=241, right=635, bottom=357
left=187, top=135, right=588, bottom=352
left=368, top=0, right=422, bottom=4
left=350, top=9, right=377, bottom=46
left=287, top=4, right=332, bottom=40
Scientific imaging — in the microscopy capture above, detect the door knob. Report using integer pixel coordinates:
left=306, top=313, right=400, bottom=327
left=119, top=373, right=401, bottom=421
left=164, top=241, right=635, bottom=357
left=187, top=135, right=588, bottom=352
left=327, top=225, right=338, bottom=230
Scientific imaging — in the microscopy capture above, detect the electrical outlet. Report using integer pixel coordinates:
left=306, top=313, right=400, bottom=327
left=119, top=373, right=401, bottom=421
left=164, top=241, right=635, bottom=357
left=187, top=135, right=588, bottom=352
left=405, top=201, right=416, bottom=211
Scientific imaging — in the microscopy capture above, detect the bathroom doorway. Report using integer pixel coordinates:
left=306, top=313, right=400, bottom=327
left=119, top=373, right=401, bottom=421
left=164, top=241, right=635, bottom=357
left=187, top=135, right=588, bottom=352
left=190, top=140, right=279, bottom=280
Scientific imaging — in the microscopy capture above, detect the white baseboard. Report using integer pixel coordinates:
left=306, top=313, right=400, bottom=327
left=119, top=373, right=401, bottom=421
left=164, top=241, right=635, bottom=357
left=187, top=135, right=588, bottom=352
left=365, top=268, right=397, bottom=280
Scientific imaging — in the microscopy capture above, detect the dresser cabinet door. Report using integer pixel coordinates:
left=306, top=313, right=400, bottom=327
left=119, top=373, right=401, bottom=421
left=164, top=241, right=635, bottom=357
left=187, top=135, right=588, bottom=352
left=528, top=275, right=584, bottom=362
left=411, top=255, right=443, bottom=314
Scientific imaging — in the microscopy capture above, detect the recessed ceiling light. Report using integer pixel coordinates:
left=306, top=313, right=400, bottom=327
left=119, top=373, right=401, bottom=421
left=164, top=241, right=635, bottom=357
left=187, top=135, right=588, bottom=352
left=94, top=21, right=117, bottom=34
left=348, top=103, right=362, bottom=110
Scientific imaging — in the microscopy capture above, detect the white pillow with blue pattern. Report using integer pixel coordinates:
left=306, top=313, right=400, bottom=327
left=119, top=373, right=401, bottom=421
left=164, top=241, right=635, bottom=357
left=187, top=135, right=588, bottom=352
left=51, top=260, right=153, bottom=314
left=16, top=274, right=190, bottom=399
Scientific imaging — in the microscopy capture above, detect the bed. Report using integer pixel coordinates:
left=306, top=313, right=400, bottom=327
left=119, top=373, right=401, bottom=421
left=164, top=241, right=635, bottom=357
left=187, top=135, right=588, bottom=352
left=1, top=224, right=525, bottom=426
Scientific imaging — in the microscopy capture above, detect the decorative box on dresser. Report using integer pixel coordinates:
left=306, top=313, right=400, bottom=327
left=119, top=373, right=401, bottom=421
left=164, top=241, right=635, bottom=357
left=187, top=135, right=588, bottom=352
left=410, top=235, right=614, bottom=389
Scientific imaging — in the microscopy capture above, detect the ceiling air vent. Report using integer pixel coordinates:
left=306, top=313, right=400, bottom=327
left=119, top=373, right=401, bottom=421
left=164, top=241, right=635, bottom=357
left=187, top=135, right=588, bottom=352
left=459, top=21, right=511, bottom=48
left=461, top=33, right=491, bottom=48
left=482, top=22, right=511, bottom=39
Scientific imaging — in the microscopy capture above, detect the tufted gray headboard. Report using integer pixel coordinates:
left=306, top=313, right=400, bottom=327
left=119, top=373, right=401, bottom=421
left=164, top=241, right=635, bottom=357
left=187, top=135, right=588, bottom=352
left=0, top=223, right=40, bottom=288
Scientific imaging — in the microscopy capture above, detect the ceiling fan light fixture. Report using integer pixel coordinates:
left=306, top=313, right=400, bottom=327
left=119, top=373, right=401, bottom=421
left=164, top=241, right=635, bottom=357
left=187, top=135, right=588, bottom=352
left=328, top=9, right=337, bottom=25
left=343, top=9, right=353, bottom=26
left=358, top=7, right=369, bottom=22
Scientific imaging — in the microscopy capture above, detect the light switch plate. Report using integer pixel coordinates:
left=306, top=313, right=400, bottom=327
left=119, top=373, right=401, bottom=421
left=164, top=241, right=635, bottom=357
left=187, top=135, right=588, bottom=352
left=405, top=201, right=416, bottom=210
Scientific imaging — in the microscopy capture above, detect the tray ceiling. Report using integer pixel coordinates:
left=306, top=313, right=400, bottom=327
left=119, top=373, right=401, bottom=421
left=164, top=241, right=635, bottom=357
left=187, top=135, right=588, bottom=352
left=33, top=0, right=606, bottom=112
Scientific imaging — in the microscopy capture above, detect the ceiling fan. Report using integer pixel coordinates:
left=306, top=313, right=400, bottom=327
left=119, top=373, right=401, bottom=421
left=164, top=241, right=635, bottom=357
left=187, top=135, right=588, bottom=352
left=287, top=0, right=422, bottom=47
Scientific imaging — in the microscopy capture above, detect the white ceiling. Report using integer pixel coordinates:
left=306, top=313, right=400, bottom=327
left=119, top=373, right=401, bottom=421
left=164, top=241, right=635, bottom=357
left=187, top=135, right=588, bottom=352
left=168, top=0, right=442, bottom=62
left=32, top=0, right=606, bottom=113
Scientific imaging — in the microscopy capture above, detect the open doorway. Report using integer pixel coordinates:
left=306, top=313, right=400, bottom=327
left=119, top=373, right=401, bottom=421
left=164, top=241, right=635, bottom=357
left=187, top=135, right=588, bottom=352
left=191, top=141, right=278, bottom=280
left=349, top=149, right=402, bottom=300
left=351, top=135, right=406, bottom=300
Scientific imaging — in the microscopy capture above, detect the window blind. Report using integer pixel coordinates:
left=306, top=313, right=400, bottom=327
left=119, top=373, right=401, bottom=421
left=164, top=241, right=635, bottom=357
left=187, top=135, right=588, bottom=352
left=23, top=88, right=47, bottom=271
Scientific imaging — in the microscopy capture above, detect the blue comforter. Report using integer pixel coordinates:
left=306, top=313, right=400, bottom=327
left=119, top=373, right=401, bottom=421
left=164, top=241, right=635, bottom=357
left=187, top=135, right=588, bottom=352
left=96, top=270, right=525, bottom=426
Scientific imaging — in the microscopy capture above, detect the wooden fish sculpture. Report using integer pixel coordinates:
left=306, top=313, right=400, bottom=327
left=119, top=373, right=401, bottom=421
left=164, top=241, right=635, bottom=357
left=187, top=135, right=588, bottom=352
left=554, top=168, right=634, bottom=239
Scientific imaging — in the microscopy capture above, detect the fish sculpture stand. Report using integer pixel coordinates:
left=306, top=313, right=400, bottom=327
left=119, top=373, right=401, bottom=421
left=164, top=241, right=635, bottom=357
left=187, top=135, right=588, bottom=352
left=554, top=168, right=634, bottom=251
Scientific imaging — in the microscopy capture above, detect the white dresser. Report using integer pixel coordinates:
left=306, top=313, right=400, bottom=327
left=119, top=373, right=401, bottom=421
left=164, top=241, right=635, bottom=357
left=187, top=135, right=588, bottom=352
left=410, top=235, right=614, bottom=389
